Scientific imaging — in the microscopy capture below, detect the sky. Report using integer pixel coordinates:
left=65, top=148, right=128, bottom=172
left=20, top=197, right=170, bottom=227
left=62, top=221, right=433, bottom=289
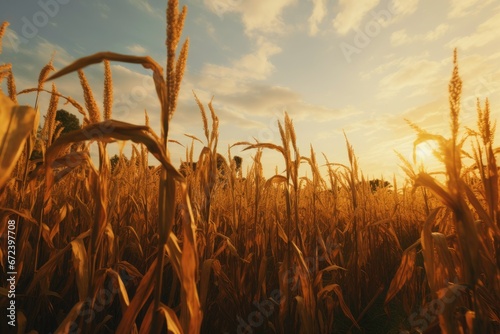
left=1, top=0, right=500, bottom=184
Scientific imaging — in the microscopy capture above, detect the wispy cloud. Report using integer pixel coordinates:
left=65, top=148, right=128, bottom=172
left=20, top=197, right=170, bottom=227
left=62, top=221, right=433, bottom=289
left=198, top=37, right=281, bottom=93
left=447, top=9, right=500, bottom=50
left=95, top=2, right=111, bottom=19
left=126, top=43, right=147, bottom=54
left=367, top=53, right=446, bottom=99
left=448, top=0, right=495, bottom=18
left=128, top=0, right=163, bottom=19
left=332, top=0, right=380, bottom=35
left=308, top=0, right=327, bottom=36
left=391, top=24, right=449, bottom=46
left=391, top=0, right=419, bottom=16
left=204, top=0, right=296, bottom=35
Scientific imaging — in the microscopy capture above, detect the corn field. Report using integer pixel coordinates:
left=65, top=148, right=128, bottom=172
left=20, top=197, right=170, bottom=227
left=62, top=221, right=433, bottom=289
left=0, top=1, right=499, bottom=333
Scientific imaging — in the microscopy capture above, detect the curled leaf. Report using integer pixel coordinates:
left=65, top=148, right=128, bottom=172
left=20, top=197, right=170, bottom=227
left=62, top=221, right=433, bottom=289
left=0, top=92, right=37, bottom=188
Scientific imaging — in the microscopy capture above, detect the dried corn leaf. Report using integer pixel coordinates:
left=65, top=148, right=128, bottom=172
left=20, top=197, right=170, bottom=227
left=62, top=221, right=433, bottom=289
left=116, top=257, right=157, bottom=332
left=160, top=303, right=184, bottom=334
left=432, top=232, right=457, bottom=287
left=43, top=120, right=183, bottom=204
left=199, top=259, right=214, bottom=310
left=47, top=203, right=71, bottom=248
left=139, top=302, right=184, bottom=334
left=47, top=51, right=163, bottom=81
left=106, top=268, right=130, bottom=312
left=258, top=255, right=267, bottom=295
left=179, top=184, right=202, bottom=334
left=320, top=265, right=347, bottom=274
left=123, top=226, right=144, bottom=259
left=318, top=284, right=360, bottom=329
left=54, top=301, right=84, bottom=334
left=463, top=180, right=500, bottom=238
left=165, top=232, right=182, bottom=281
left=0, top=92, right=37, bottom=188
left=138, top=302, right=155, bottom=334
left=295, top=296, right=309, bottom=334
left=104, top=223, right=115, bottom=265
left=27, top=230, right=90, bottom=294
left=415, top=173, right=454, bottom=208
left=70, top=238, right=89, bottom=302
left=276, top=221, right=288, bottom=244
left=17, top=310, right=27, bottom=334
left=291, top=241, right=310, bottom=277
left=242, top=142, right=285, bottom=156
left=421, top=207, right=441, bottom=292
left=385, top=247, right=417, bottom=305
left=265, top=175, right=288, bottom=188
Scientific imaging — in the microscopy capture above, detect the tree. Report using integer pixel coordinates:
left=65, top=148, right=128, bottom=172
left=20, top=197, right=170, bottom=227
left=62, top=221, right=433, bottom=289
left=233, top=155, right=242, bottom=172
left=179, top=155, right=243, bottom=177
left=110, top=154, right=130, bottom=172
left=30, top=109, right=81, bottom=161
left=369, top=179, right=392, bottom=193
left=55, top=109, right=80, bottom=135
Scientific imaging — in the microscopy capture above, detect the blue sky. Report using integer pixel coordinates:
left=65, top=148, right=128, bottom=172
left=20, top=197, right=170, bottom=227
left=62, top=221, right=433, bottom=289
left=2, top=0, right=500, bottom=183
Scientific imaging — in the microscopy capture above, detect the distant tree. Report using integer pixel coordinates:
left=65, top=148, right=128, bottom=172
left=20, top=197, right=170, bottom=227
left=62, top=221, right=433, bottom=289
left=110, top=154, right=130, bottom=172
left=233, top=155, right=242, bottom=172
left=55, top=109, right=80, bottom=135
left=369, top=179, right=392, bottom=193
left=30, top=109, right=81, bottom=161
left=179, top=155, right=243, bottom=177
left=110, top=154, right=120, bottom=171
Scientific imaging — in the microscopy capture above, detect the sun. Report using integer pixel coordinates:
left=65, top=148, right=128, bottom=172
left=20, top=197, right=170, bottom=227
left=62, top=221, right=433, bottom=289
left=415, top=141, right=439, bottom=165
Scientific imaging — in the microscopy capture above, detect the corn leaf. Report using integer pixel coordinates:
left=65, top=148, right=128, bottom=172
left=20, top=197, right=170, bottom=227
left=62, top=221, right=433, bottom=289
left=0, top=92, right=37, bottom=188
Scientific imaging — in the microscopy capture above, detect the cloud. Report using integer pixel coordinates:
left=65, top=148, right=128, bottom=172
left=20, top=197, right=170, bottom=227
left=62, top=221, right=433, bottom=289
left=128, top=0, right=162, bottom=19
left=372, top=0, right=420, bottom=29
left=95, top=2, right=110, bottom=19
left=391, top=0, right=419, bottom=16
left=2, top=29, right=23, bottom=53
left=107, top=64, right=161, bottom=125
left=332, top=0, right=380, bottom=35
left=308, top=0, right=327, bottom=36
left=188, top=79, right=354, bottom=125
left=126, top=44, right=147, bottom=54
left=448, top=0, right=495, bottom=18
left=366, top=53, right=446, bottom=99
left=379, top=59, right=443, bottom=98
left=391, top=24, right=449, bottom=46
left=197, top=37, right=281, bottom=96
left=390, top=30, right=408, bottom=46
left=204, top=0, right=296, bottom=35
left=203, top=0, right=241, bottom=16
left=194, top=16, right=217, bottom=41
left=388, top=99, right=448, bottom=134
left=447, top=10, right=500, bottom=50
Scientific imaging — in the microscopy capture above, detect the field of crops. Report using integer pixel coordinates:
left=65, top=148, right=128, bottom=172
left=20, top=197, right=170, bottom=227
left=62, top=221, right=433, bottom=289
left=1, top=1, right=499, bottom=333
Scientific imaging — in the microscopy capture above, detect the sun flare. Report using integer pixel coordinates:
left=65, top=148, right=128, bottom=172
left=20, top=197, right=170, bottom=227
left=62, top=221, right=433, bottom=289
left=415, top=141, right=439, bottom=165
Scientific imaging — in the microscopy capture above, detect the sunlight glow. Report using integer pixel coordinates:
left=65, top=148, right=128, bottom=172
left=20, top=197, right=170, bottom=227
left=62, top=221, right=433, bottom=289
left=415, top=141, right=439, bottom=165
